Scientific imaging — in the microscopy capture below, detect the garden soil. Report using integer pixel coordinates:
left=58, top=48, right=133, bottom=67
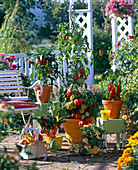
left=0, top=134, right=122, bottom=170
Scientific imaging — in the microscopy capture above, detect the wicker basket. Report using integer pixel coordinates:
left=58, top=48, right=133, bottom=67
left=18, top=141, right=47, bottom=160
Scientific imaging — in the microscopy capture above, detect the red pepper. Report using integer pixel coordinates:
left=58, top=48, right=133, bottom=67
left=110, top=87, right=115, bottom=99
left=108, top=84, right=112, bottom=93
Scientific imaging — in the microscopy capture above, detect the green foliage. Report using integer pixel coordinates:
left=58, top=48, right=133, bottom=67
left=93, top=27, right=111, bottom=73
left=57, top=22, right=92, bottom=87
left=0, top=0, right=42, bottom=53
left=37, top=0, right=69, bottom=41
left=26, top=46, right=60, bottom=85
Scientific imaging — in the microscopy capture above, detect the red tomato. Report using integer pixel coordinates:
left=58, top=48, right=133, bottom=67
left=74, top=89, right=79, bottom=95
left=84, top=75, right=87, bottom=80
left=80, top=68, right=85, bottom=74
left=64, top=35, right=69, bottom=40
left=78, top=120, right=85, bottom=127
left=49, top=59, right=52, bottom=63
left=85, top=118, right=92, bottom=125
left=79, top=98, right=84, bottom=105
left=43, top=61, right=47, bottom=64
left=38, top=58, right=40, bottom=62
left=75, top=113, right=81, bottom=119
left=71, top=113, right=75, bottom=118
left=74, top=99, right=80, bottom=106
left=67, top=92, right=72, bottom=97
left=39, top=61, right=43, bottom=65
left=73, top=73, right=79, bottom=81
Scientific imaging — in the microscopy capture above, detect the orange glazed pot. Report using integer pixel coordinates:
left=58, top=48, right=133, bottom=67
left=62, top=119, right=82, bottom=143
left=102, top=100, right=123, bottom=119
left=34, top=85, right=52, bottom=103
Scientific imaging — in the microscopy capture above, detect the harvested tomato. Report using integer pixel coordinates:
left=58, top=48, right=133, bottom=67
left=78, top=120, right=85, bottom=127
left=75, top=113, right=81, bottom=119
left=73, top=73, right=78, bottom=81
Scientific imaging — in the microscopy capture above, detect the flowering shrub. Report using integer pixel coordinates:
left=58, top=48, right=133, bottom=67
left=69, top=124, right=105, bottom=155
left=117, top=131, right=138, bottom=170
left=0, top=54, right=17, bottom=70
left=105, top=0, right=136, bottom=19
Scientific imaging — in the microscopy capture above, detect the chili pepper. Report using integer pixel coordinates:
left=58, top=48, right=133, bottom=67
left=110, top=87, right=115, bottom=99
left=108, top=84, right=112, bottom=93
left=116, top=93, right=121, bottom=100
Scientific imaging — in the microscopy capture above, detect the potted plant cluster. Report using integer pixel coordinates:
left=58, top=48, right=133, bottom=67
left=36, top=115, right=65, bottom=151
left=69, top=124, right=105, bottom=155
left=105, top=0, right=136, bottom=19
left=100, top=70, right=123, bottom=119
left=26, top=46, right=60, bottom=103
left=35, top=101, right=65, bottom=151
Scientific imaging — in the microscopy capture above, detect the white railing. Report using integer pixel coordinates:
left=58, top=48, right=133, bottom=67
left=4, top=52, right=94, bottom=88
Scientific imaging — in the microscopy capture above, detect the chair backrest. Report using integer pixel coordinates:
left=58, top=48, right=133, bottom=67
left=0, top=70, right=24, bottom=95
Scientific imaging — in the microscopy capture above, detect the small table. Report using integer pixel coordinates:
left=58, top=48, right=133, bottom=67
left=32, top=101, right=59, bottom=130
left=97, top=118, right=126, bottom=150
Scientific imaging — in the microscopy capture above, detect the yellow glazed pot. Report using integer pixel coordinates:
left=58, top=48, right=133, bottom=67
left=100, top=110, right=111, bottom=120
left=62, top=119, right=82, bottom=143
left=45, top=135, right=63, bottom=149
left=88, top=146, right=98, bottom=154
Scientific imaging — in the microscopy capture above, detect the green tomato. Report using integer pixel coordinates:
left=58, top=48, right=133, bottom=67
left=81, top=115, right=85, bottom=120
left=85, top=112, right=90, bottom=117
left=77, top=78, right=85, bottom=85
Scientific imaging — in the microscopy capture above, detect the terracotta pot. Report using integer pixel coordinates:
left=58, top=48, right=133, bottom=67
left=88, top=146, right=98, bottom=154
left=34, top=85, right=52, bottom=103
left=62, top=119, right=82, bottom=143
left=102, top=100, right=123, bottom=119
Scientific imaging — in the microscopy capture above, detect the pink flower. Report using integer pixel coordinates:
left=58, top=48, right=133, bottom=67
left=8, top=64, right=17, bottom=70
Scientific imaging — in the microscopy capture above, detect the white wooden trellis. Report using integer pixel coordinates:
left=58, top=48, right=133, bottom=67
left=69, top=0, right=94, bottom=87
left=111, top=16, right=134, bottom=50
left=111, top=16, right=134, bottom=71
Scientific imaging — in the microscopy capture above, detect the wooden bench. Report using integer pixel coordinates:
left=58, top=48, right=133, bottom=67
left=0, top=70, right=43, bottom=133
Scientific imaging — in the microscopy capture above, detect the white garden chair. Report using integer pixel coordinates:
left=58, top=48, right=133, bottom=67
left=0, top=70, right=43, bottom=134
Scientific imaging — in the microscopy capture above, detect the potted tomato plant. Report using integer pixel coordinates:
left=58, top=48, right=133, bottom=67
left=26, top=46, right=60, bottom=103
left=61, top=84, right=99, bottom=143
